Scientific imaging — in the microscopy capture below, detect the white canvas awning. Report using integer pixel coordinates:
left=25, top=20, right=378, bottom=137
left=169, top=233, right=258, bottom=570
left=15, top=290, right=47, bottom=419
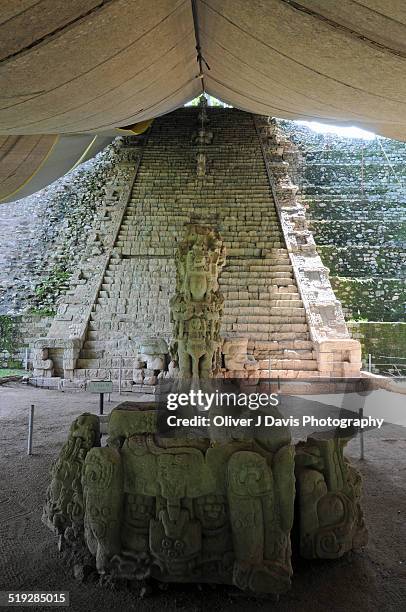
left=0, top=0, right=405, bottom=139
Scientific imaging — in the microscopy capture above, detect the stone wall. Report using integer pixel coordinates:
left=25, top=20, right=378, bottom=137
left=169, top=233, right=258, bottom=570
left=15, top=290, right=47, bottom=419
left=73, top=108, right=322, bottom=382
left=0, top=139, right=123, bottom=315
left=279, top=120, right=406, bottom=359
left=348, top=321, right=406, bottom=374
left=0, top=314, right=52, bottom=368
left=2, top=111, right=402, bottom=379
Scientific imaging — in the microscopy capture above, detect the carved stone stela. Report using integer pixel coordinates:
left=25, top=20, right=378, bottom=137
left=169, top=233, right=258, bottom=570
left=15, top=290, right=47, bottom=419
left=170, top=223, right=226, bottom=379
left=43, top=406, right=368, bottom=596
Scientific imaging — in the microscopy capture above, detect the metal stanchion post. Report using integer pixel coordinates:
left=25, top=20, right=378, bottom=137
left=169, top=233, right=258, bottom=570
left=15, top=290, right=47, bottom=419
left=99, top=393, right=104, bottom=416
left=118, top=357, right=122, bottom=396
left=359, top=407, right=365, bottom=460
left=368, top=354, right=372, bottom=373
left=268, top=355, right=272, bottom=392
left=27, top=405, right=34, bottom=455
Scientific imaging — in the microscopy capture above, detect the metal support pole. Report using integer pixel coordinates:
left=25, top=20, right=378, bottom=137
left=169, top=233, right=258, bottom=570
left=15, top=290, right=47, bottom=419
left=359, top=407, right=365, bottom=460
left=99, top=393, right=104, bottom=416
left=108, top=370, right=111, bottom=402
left=118, top=357, right=122, bottom=396
left=27, top=405, right=34, bottom=455
left=368, top=354, right=372, bottom=373
left=268, top=354, right=271, bottom=393
left=24, top=347, right=29, bottom=371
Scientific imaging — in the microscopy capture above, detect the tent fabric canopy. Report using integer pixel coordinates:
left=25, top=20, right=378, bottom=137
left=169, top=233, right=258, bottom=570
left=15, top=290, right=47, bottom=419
left=0, top=134, right=113, bottom=203
left=0, top=0, right=406, bottom=139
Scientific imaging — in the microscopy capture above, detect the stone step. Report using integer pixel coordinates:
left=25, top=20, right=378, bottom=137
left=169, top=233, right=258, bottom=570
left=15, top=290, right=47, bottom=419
left=251, top=339, right=313, bottom=351
left=223, top=314, right=306, bottom=324
left=223, top=283, right=298, bottom=294
left=223, top=331, right=311, bottom=341
left=254, top=369, right=321, bottom=379
left=79, top=351, right=136, bottom=365
left=224, top=301, right=304, bottom=312
left=72, top=369, right=324, bottom=382
left=228, top=322, right=309, bottom=332
left=83, top=339, right=120, bottom=350
left=257, top=358, right=318, bottom=371
left=69, top=108, right=318, bottom=379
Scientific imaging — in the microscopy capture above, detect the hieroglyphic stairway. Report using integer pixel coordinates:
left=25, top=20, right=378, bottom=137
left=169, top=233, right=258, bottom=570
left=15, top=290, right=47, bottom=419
left=33, top=108, right=360, bottom=387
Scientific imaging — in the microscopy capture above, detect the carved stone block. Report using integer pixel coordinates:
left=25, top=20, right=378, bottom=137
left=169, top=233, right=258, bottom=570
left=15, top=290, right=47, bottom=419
left=43, top=405, right=368, bottom=595
left=295, top=432, right=368, bottom=559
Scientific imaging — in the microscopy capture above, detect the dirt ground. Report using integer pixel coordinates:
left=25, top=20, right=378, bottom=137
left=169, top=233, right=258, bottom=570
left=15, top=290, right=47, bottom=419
left=0, top=382, right=405, bottom=612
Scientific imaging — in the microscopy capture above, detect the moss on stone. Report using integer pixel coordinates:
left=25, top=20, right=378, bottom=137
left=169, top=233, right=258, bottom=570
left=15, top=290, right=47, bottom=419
left=348, top=321, right=406, bottom=373
left=0, top=315, right=21, bottom=354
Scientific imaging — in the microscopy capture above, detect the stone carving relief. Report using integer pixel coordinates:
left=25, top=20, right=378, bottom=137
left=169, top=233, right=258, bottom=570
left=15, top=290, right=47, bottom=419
left=43, top=406, right=368, bottom=595
left=295, top=433, right=368, bottom=559
left=32, top=347, right=54, bottom=377
left=133, top=337, right=169, bottom=385
left=170, top=224, right=226, bottom=378
left=192, top=129, right=213, bottom=146
left=192, top=96, right=213, bottom=178
left=222, top=337, right=258, bottom=374
left=196, top=152, right=206, bottom=178
left=44, top=406, right=298, bottom=594
left=42, top=414, right=100, bottom=538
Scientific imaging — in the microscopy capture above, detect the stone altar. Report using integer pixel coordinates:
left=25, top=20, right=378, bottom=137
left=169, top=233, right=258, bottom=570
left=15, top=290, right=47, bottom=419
left=43, top=404, right=368, bottom=596
left=43, top=404, right=295, bottom=594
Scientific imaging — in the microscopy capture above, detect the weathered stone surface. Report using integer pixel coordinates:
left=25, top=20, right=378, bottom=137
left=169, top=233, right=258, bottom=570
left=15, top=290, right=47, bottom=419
left=45, top=405, right=295, bottom=595
left=170, top=223, right=226, bottom=379
left=0, top=139, right=125, bottom=315
left=254, top=116, right=362, bottom=376
left=43, top=405, right=368, bottom=594
left=4, top=108, right=382, bottom=381
left=279, top=119, right=405, bottom=363
left=295, top=432, right=368, bottom=559
left=42, top=413, right=100, bottom=535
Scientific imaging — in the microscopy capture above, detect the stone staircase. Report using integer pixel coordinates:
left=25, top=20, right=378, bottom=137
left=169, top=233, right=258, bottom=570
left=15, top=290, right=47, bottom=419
left=73, top=108, right=321, bottom=384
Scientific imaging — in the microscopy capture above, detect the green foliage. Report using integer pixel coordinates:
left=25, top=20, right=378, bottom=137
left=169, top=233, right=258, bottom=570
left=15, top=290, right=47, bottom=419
left=28, top=306, right=56, bottom=317
left=0, top=368, right=27, bottom=378
left=186, top=94, right=229, bottom=107
left=0, top=316, right=21, bottom=354
left=31, top=266, right=70, bottom=314
left=349, top=321, right=406, bottom=374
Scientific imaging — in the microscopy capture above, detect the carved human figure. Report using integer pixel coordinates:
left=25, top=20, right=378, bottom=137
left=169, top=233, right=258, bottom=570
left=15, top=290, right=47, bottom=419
left=196, top=152, right=206, bottom=177
left=170, top=224, right=225, bottom=379
left=42, top=413, right=100, bottom=535
left=192, top=128, right=213, bottom=145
